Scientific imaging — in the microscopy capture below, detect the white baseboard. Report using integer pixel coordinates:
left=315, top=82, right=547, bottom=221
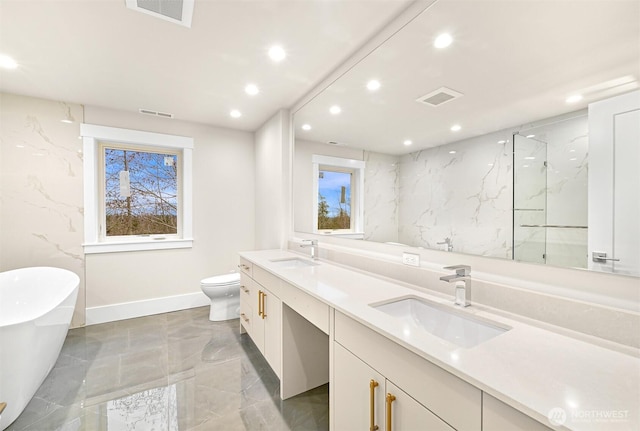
left=86, top=292, right=210, bottom=326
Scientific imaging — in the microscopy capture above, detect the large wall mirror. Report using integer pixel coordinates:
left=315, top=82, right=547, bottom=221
left=293, top=0, right=640, bottom=277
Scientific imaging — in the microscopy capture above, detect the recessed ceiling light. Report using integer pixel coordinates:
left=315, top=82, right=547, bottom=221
left=450, top=124, right=461, bottom=132
left=523, top=164, right=530, bottom=168
left=566, top=94, right=583, bottom=104
left=488, top=163, right=494, bottom=166
left=434, top=33, right=453, bottom=49
left=367, top=80, right=381, bottom=91
left=60, top=119, right=74, bottom=124
left=524, top=156, right=536, bottom=160
left=403, top=140, right=412, bottom=146
left=230, top=109, right=242, bottom=118
left=329, top=105, right=341, bottom=115
left=526, top=134, right=535, bottom=138
left=497, top=140, right=506, bottom=144
left=569, top=157, right=577, bottom=161
left=245, top=84, right=259, bottom=95
left=569, top=149, right=576, bottom=153
left=449, top=150, right=456, bottom=154
left=268, top=45, right=286, bottom=62
left=301, top=124, right=311, bottom=131
left=0, top=53, right=18, bottom=69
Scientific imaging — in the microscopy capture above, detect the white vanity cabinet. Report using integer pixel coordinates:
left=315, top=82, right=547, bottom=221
left=483, top=394, right=552, bottom=431
left=334, top=343, right=454, bottom=431
left=239, top=266, right=282, bottom=378
left=334, top=311, right=482, bottom=431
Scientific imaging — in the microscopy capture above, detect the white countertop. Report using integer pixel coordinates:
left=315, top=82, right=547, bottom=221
left=239, top=249, right=640, bottom=431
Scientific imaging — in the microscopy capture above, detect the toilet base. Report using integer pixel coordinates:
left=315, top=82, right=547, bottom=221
left=208, top=297, right=240, bottom=321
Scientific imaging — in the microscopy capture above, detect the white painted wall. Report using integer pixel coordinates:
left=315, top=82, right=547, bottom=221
left=83, top=105, right=255, bottom=321
left=255, top=110, right=292, bottom=250
left=0, top=93, right=86, bottom=327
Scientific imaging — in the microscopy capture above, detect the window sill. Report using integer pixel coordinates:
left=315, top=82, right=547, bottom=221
left=317, top=231, right=364, bottom=239
left=83, top=238, right=194, bottom=254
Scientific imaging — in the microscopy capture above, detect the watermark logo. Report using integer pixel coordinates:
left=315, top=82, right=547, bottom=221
left=548, top=407, right=629, bottom=427
left=548, top=408, right=567, bottom=426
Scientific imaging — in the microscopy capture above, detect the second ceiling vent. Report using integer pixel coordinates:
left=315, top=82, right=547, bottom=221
left=416, top=87, right=463, bottom=107
left=126, top=0, right=194, bottom=28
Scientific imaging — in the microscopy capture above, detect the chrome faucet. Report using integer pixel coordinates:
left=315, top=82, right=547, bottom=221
left=300, top=239, right=319, bottom=260
left=439, top=265, right=471, bottom=307
left=437, top=237, right=453, bottom=252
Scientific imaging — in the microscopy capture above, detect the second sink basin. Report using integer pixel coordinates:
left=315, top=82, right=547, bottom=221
left=372, top=296, right=508, bottom=348
left=269, top=257, right=319, bottom=269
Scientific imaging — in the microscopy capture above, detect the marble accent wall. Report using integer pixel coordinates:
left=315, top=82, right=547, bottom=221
left=0, top=93, right=85, bottom=326
left=398, top=131, right=513, bottom=258
left=363, top=151, right=399, bottom=243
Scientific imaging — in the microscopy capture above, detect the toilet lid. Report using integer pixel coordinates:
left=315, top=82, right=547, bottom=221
left=201, top=272, right=240, bottom=286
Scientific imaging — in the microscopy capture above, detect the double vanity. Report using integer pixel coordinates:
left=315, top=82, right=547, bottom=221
left=238, top=249, right=638, bottom=431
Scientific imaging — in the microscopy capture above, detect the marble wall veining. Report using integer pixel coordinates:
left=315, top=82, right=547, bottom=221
left=363, top=151, right=399, bottom=243
left=398, top=130, right=514, bottom=258
left=0, top=92, right=85, bottom=326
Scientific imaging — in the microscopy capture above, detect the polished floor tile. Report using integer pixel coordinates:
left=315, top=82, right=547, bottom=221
left=6, top=307, right=329, bottom=431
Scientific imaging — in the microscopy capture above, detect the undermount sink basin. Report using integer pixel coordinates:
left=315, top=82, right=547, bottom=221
left=372, top=296, right=508, bottom=348
left=269, top=257, right=319, bottom=269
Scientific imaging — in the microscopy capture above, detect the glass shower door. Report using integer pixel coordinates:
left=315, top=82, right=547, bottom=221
left=513, top=134, right=547, bottom=263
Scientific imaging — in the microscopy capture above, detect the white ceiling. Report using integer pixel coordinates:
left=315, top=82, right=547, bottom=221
left=293, top=0, right=640, bottom=155
left=0, top=0, right=413, bottom=130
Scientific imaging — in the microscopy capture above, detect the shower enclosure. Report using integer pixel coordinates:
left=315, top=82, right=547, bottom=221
left=512, top=115, right=589, bottom=268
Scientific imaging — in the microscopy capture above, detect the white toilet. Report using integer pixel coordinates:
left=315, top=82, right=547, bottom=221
left=200, top=272, right=241, bottom=321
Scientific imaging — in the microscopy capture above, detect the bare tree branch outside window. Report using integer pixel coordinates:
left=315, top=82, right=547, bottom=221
left=104, top=148, right=178, bottom=236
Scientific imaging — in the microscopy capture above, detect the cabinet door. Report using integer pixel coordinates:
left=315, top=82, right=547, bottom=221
left=252, top=283, right=266, bottom=352
left=386, top=380, right=454, bottom=431
left=483, top=394, right=552, bottom=431
left=262, top=288, right=281, bottom=377
left=334, top=343, right=385, bottom=431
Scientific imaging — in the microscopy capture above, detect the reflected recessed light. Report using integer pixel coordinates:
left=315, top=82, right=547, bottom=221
left=268, top=45, right=286, bottom=62
left=497, top=140, right=506, bottom=144
left=566, top=94, right=583, bottom=104
left=15, top=144, right=25, bottom=148
left=367, top=79, right=381, bottom=91
left=403, top=140, right=412, bottom=146
left=526, top=134, right=535, bottom=138
left=488, top=163, right=494, bottom=166
left=569, top=149, right=576, bottom=153
left=450, top=124, right=461, bottom=132
left=230, top=109, right=242, bottom=118
left=329, top=105, right=341, bottom=115
left=0, top=53, right=18, bottom=69
left=523, top=164, right=530, bottom=168
left=301, top=124, right=311, bottom=131
left=60, top=119, right=73, bottom=124
left=434, top=33, right=453, bottom=49
left=569, top=157, right=577, bottom=161
left=245, top=84, right=259, bottom=95
left=524, top=156, right=536, bottom=160
left=449, top=150, right=456, bottom=154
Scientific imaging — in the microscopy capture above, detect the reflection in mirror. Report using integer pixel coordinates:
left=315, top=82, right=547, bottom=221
left=293, top=0, right=640, bottom=276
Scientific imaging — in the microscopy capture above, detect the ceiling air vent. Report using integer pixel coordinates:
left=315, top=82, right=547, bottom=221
left=125, top=0, right=194, bottom=28
left=139, top=108, right=174, bottom=119
left=416, top=87, right=463, bottom=107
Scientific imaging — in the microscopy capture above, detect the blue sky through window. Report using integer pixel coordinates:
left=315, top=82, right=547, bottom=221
left=319, top=170, right=351, bottom=217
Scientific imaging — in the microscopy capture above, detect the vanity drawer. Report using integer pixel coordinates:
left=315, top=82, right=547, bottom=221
left=280, top=281, right=329, bottom=334
left=253, top=266, right=282, bottom=297
left=239, top=274, right=252, bottom=303
left=238, top=257, right=252, bottom=276
left=335, top=311, right=481, bottom=431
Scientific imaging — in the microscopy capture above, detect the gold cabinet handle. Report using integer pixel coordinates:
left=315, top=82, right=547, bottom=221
left=257, top=290, right=263, bottom=317
left=385, top=393, right=396, bottom=431
left=369, top=380, right=379, bottom=431
left=261, top=291, right=267, bottom=319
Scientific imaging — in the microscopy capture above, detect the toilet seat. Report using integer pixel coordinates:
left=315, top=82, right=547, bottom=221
left=201, top=272, right=240, bottom=287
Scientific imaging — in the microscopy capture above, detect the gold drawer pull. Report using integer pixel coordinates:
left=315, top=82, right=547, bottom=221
left=240, top=285, right=249, bottom=294
left=240, top=313, right=250, bottom=324
left=386, top=393, right=396, bottom=431
left=369, top=380, right=379, bottom=431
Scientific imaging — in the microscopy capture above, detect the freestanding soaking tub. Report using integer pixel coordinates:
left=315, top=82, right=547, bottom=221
left=0, top=267, right=79, bottom=430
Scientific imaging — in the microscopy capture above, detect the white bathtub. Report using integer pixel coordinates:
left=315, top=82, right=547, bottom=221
left=0, top=267, right=79, bottom=430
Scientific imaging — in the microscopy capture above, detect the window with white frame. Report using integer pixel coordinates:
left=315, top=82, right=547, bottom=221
left=81, top=124, right=193, bottom=253
left=312, top=155, right=364, bottom=234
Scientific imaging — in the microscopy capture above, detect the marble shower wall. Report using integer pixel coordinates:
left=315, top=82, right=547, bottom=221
left=363, top=151, right=399, bottom=243
left=398, top=131, right=514, bottom=258
left=0, top=93, right=85, bottom=326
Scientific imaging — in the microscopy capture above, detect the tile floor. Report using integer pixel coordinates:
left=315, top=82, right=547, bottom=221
left=7, top=307, right=329, bottom=430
